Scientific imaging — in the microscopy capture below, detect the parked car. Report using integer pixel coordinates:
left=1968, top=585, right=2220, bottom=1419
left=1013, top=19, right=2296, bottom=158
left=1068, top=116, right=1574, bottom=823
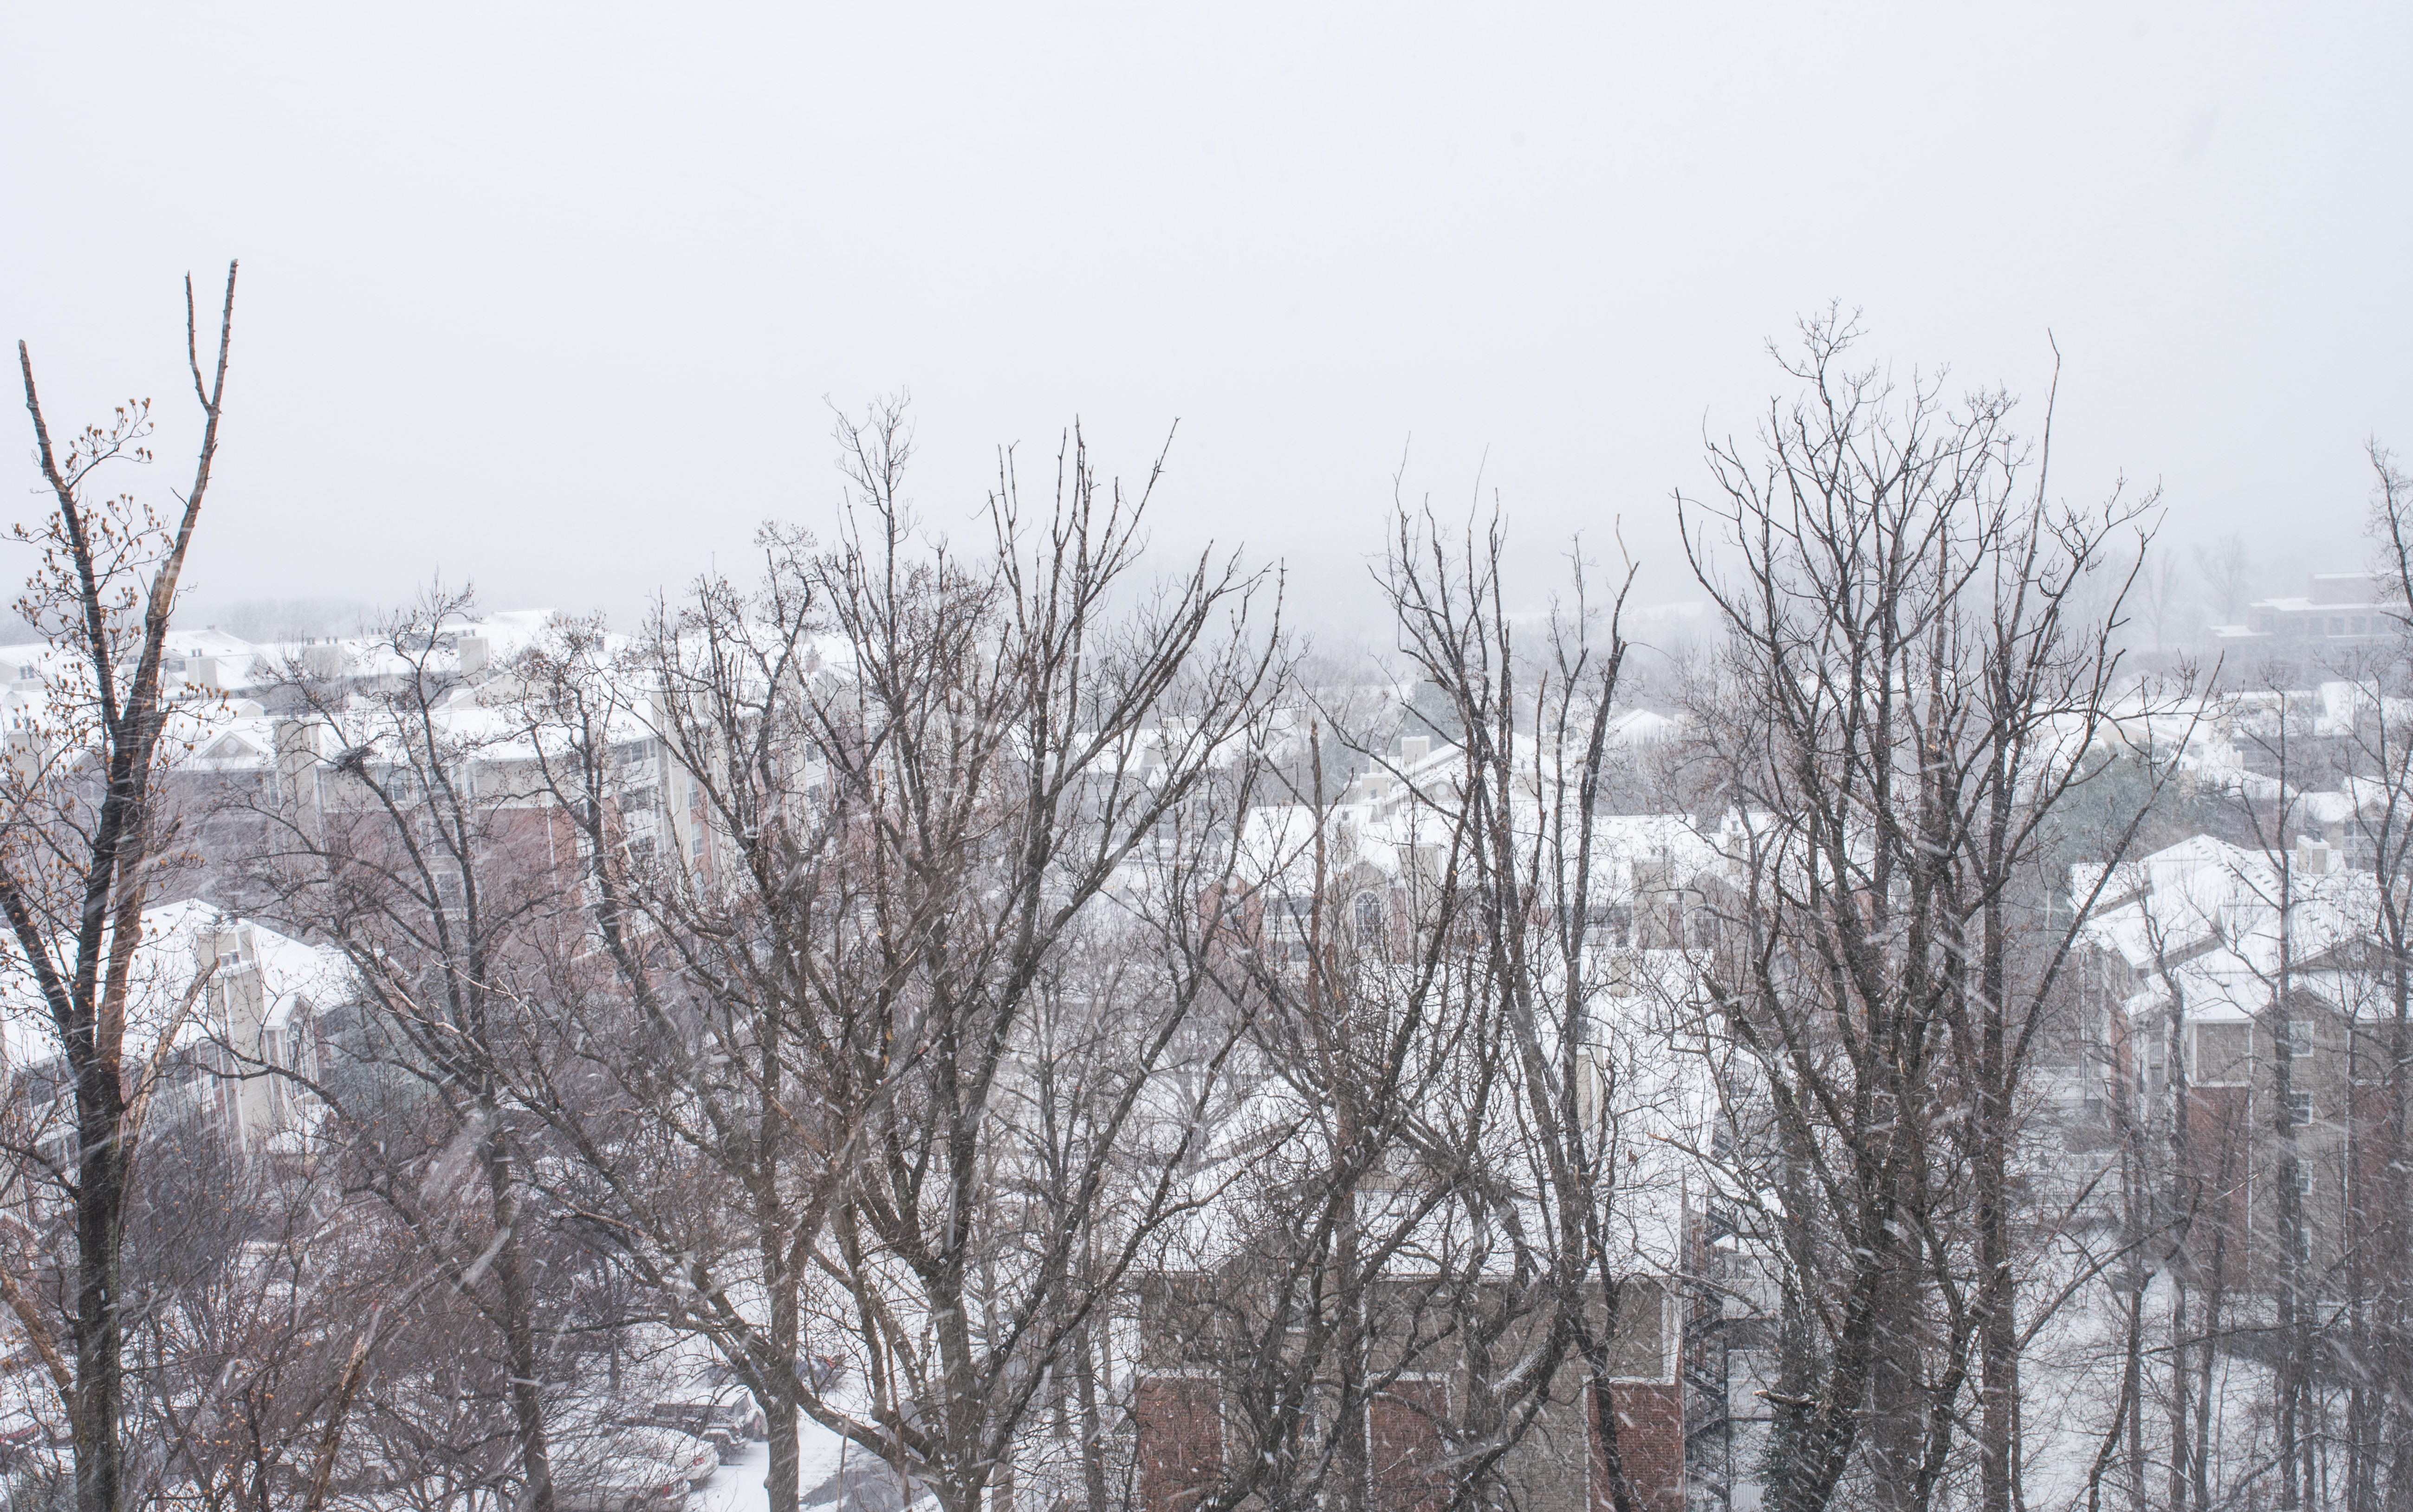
left=0, top=1422, right=49, bottom=1473
left=551, top=1423, right=718, bottom=1512
left=551, top=1441, right=689, bottom=1512
left=0, top=1398, right=64, bottom=1476
left=650, top=1395, right=766, bottom=1463
left=621, top=1424, right=720, bottom=1489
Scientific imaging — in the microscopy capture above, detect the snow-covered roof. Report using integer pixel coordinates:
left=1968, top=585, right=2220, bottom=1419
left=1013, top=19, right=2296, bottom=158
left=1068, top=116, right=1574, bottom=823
left=2075, top=833, right=2381, bottom=1025
left=0, top=900, right=350, bottom=1072
left=2251, top=593, right=2396, bottom=615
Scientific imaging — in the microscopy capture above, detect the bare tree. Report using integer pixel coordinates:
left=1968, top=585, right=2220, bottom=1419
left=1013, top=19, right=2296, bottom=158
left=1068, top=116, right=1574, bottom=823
left=2329, top=440, right=2413, bottom=1512
left=2193, top=534, right=2253, bottom=628
left=2206, top=673, right=2357, bottom=1510
left=228, top=588, right=590, bottom=1512
left=125, top=1114, right=424, bottom=1512
left=2071, top=838, right=2252, bottom=1512
left=1, top=265, right=236, bottom=1512
left=1377, top=513, right=1666, bottom=1512
left=1150, top=750, right=1519, bottom=1512
left=503, top=406, right=1284, bottom=1512
left=1674, top=313, right=2158, bottom=1512
left=1129, top=506, right=1688, bottom=1512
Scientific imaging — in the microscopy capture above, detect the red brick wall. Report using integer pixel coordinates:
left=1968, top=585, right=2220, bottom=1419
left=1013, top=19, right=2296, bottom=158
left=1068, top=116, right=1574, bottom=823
left=1134, top=1369, right=1686, bottom=1512
left=1592, top=1382, right=1684, bottom=1512
left=2183, top=1084, right=2253, bottom=1266
left=1136, top=1378, right=1222, bottom=1512
left=1370, top=1380, right=1448, bottom=1512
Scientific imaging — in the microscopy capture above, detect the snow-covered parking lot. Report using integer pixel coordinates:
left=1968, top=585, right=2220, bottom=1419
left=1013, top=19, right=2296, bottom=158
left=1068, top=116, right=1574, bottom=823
left=688, top=1420, right=918, bottom=1512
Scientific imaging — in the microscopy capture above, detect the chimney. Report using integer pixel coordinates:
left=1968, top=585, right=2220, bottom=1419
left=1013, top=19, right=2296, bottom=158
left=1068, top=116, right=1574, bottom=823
left=2296, top=836, right=2337, bottom=876
left=1401, top=735, right=1430, bottom=766
left=273, top=719, right=325, bottom=837
left=457, top=635, right=489, bottom=677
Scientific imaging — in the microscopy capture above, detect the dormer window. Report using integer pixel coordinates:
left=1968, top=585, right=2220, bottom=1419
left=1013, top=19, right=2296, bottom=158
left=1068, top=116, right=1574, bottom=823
left=1352, top=891, right=1385, bottom=941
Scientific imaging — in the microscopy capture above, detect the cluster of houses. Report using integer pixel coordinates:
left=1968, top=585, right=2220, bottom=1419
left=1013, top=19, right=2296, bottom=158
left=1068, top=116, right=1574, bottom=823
left=2, top=598, right=2407, bottom=1512
left=2076, top=829, right=2402, bottom=1294
left=2219, top=570, right=2403, bottom=649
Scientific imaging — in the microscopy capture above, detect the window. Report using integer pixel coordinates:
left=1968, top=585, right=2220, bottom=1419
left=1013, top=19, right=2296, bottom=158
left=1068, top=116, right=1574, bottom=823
left=1586, top=904, right=1633, bottom=950
left=2330, top=617, right=2346, bottom=635
left=1352, top=891, right=1387, bottom=950
left=2193, top=1023, right=2252, bottom=1085
left=2295, top=1161, right=2313, bottom=1196
left=1606, top=950, right=1651, bottom=997
left=2352, top=617, right=2368, bottom=635
left=2283, top=1018, right=2313, bottom=1058
left=2289, top=1091, right=2314, bottom=1126
left=288, top=1014, right=318, bottom=1083
left=1575, top=1048, right=1614, bottom=1144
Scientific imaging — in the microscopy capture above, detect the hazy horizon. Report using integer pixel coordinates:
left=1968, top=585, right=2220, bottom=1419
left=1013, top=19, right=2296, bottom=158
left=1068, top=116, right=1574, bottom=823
left=7, top=4, right=2406, bottom=641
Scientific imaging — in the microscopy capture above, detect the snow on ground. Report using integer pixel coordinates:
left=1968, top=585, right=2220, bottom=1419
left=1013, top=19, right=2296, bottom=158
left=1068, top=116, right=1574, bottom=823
left=690, top=1415, right=910, bottom=1512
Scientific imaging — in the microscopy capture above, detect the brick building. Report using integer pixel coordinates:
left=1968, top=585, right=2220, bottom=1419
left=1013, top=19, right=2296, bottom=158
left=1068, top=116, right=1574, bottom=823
left=2076, top=833, right=2394, bottom=1294
left=2234, top=572, right=2399, bottom=646
left=1129, top=1270, right=1684, bottom=1512
left=1, top=901, right=352, bottom=1172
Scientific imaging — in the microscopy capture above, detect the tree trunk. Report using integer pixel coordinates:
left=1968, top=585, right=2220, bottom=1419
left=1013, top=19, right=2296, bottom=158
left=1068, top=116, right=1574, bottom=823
left=15, top=263, right=236, bottom=1512
left=1076, top=1315, right=1112, bottom=1512
left=2386, top=978, right=2413, bottom=1512
left=1590, top=1384, right=1628, bottom=1512
left=484, top=1131, right=555, bottom=1512
left=2192, top=1233, right=2225, bottom=1512
left=764, top=1389, right=802, bottom=1512
left=2167, top=1277, right=2190, bottom=1512
left=765, top=1234, right=803, bottom=1512
left=1976, top=1123, right=2015, bottom=1512
left=73, top=1085, right=127, bottom=1512
left=2272, top=995, right=2309, bottom=1509
left=1868, top=1226, right=1936, bottom=1512
left=2167, top=1001, right=2193, bottom=1512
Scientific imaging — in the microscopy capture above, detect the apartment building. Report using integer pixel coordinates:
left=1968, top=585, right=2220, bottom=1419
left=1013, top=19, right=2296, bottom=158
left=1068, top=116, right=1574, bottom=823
left=2076, top=834, right=2391, bottom=1293
left=2226, top=571, right=2400, bottom=646
left=1129, top=1271, right=1682, bottom=1512
left=0, top=901, right=351, bottom=1171
left=1130, top=740, right=1717, bottom=1512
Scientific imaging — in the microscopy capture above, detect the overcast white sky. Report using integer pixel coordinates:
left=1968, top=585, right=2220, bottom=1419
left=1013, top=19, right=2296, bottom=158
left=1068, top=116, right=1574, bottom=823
left=4, top=4, right=2407, bottom=637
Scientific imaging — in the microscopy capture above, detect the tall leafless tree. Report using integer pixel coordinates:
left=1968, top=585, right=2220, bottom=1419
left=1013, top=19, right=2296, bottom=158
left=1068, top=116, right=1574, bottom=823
left=1376, top=511, right=1669, bottom=1512
left=501, top=405, right=1284, bottom=1512
left=2324, top=440, right=2413, bottom=1512
left=1, top=265, right=236, bottom=1512
left=1674, top=313, right=2160, bottom=1512
left=227, top=588, right=589, bottom=1512
left=2193, top=535, right=2253, bottom=629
